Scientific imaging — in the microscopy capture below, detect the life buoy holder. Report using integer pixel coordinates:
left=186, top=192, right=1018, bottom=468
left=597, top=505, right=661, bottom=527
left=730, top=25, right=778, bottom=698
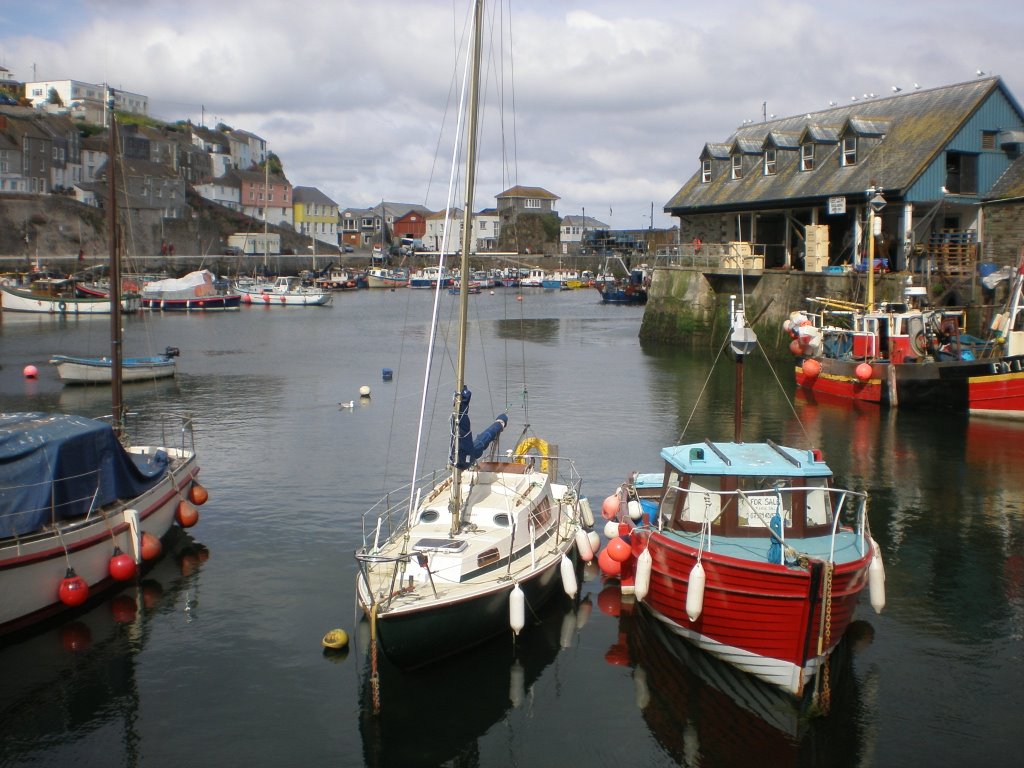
left=692, top=237, right=702, bottom=253
left=515, top=437, right=550, bottom=473
left=58, top=301, right=67, bottom=313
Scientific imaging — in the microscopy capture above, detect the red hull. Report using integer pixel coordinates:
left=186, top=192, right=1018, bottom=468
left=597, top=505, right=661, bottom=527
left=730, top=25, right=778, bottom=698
left=968, top=369, right=1024, bottom=417
left=795, top=362, right=886, bottom=404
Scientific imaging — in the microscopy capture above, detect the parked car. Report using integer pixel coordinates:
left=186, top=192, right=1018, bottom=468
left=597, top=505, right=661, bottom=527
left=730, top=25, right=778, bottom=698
left=343, top=244, right=354, bottom=253
left=223, top=245, right=243, bottom=255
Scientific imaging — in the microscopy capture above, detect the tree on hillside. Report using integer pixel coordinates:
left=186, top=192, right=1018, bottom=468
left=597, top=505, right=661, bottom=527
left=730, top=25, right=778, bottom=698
left=47, top=87, right=63, bottom=107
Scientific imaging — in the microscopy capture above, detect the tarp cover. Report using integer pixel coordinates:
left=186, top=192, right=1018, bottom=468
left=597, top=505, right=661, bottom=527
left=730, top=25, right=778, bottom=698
left=142, top=270, right=216, bottom=299
left=0, top=413, right=169, bottom=538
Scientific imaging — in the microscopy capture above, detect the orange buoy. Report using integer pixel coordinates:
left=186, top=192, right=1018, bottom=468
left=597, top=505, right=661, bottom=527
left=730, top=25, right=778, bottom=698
left=802, top=358, right=822, bottom=379
left=23, top=364, right=38, bottom=378
left=606, top=536, right=632, bottom=563
left=108, top=547, right=137, bottom=581
left=601, top=493, right=620, bottom=520
left=789, top=339, right=804, bottom=356
left=855, top=362, right=873, bottom=382
left=188, top=482, right=209, bottom=505
left=597, top=546, right=622, bottom=576
left=140, top=532, right=162, bottom=561
left=58, top=568, right=89, bottom=607
left=176, top=499, right=199, bottom=528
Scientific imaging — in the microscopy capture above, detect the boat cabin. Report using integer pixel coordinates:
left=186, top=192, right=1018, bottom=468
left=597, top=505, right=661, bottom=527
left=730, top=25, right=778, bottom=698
left=26, top=278, right=77, bottom=299
left=635, top=440, right=840, bottom=539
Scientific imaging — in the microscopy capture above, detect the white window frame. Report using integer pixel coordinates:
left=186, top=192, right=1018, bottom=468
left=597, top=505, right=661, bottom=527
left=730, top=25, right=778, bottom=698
left=763, top=149, right=777, bottom=176
left=701, top=159, right=711, bottom=183
left=524, top=198, right=541, bottom=209
left=801, top=143, right=815, bottom=171
left=842, top=136, right=857, bottom=167
left=731, top=155, right=742, bottom=180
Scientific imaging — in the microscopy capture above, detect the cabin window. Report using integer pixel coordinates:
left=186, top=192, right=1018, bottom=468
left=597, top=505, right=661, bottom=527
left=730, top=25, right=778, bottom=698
left=841, top=136, right=857, bottom=166
left=804, top=480, right=833, bottom=526
left=701, top=159, right=712, bottom=183
left=763, top=149, right=777, bottom=176
left=680, top=477, right=722, bottom=526
left=800, top=143, right=815, bottom=171
left=731, top=155, right=742, bottom=180
left=735, top=477, right=791, bottom=529
left=477, top=547, right=500, bottom=568
left=529, top=497, right=553, bottom=528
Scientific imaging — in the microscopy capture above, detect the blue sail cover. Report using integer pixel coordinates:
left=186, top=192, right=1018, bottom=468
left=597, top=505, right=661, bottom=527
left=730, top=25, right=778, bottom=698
left=0, top=412, right=169, bottom=538
left=451, top=387, right=508, bottom=469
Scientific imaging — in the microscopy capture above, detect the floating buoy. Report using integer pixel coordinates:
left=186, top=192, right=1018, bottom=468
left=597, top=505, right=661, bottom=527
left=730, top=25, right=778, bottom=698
left=188, top=482, right=209, bottom=505
left=601, top=493, right=620, bottom=520
left=603, top=520, right=620, bottom=540
left=855, top=362, right=873, bottom=382
left=516, top=295, right=523, bottom=301
left=575, top=527, right=595, bottom=562
left=359, top=385, right=371, bottom=397
left=685, top=561, right=706, bottom=621
left=627, top=499, right=642, bottom=521
left=789, top=339, right=804, bottom=356
left=23, top=364, right=38, bottom=379
left=802, top=358, right=822, bottom=379
left=579, top=496, right=595, bottom=528
left=176, top=499, right=199, bottom=528
left=561, top=555, right=578, bottom=599
left=606, top=536, right=632, bottom=563
left=869, top=539, right=886, bottom=613
left=509, top=584, right=525, bottom=635
left=321, top=628, right=349, bottom=650
left=58, top=567, right=89, bottom=607
left=587, top=530, right=601, bottom=554
left=140, top=532, right=162, bottom=561
left=597, top=546, right=621, bottom=577
left=634, top=548, right=653, bottom=602
left=108, top=547, right=137, bottom=581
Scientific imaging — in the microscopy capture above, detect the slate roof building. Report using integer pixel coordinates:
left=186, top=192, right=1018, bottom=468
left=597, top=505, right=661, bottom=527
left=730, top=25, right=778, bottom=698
left=664, top=76, right=1024, bottom=272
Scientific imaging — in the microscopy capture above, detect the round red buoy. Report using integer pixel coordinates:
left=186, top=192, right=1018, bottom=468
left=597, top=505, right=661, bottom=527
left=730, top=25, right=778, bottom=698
left=855, top=362, right=873, bottom=382
left=601, top=493, right=620, bottom=520
left=110, top=594, right=138, bottom=623
left=108, top=547, right=137, bottom=581
left=176, top=499, right=199, bottom=528
left=23, top=364, right=38, bottom=379
left=789, top=339, right=804, bottom=356
left=597, top=546, right=622, bottom=576
left=188, top=482, right=209, bottom=505
left=606, top=536, right=632, bottom=563
left=802, top=358, right=822, bottom=379
left=58, top=568, right=89, bottom=607
left=140, top=532, right=162, bottom=561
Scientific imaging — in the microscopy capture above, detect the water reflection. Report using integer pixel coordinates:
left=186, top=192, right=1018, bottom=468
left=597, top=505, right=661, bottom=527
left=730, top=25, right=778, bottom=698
left=0, top=530, right=210, bottom=765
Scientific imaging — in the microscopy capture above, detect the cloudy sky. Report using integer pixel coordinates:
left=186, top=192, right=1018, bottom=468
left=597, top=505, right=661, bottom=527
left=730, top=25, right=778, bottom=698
left=2, top=0, right=1021, bottom=229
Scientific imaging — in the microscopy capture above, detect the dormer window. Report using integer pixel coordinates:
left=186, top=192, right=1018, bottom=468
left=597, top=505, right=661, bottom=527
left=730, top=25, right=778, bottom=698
left=801, top=143, right=815, bottom=171
left=841, top=136, right=857, bottom=166
left=731, top=155, right=742, bottom=180
left=701, top=159, right=711, bottom=183
left=763, top=149, right=777, bottom=176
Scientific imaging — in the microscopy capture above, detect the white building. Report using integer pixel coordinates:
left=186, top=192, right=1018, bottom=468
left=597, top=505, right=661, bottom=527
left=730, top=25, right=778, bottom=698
left=23, top=80, right=148, bottom=125
left=424, top=207, right=500, bottom=253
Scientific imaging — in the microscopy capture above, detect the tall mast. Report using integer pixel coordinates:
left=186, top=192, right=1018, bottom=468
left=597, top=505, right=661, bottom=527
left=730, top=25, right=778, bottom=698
left=450, top=0, right=484, bottom=535
left=108, top=93, right=124, bottom=437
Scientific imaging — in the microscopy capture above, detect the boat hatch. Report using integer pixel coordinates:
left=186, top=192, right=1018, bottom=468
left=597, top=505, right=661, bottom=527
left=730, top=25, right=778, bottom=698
left=413, top=538, right=468, bottom=553
left=418, top=509, right=442, bottom=523
left=492, top=513, right=510, bottom=527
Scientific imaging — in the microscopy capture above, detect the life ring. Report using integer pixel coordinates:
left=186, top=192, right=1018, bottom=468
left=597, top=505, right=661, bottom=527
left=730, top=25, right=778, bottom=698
left=58, top=301, right=67, bottom=313
left=515, top=437, right=550, bottom=473
left=692, top=237, right=702, bottom=253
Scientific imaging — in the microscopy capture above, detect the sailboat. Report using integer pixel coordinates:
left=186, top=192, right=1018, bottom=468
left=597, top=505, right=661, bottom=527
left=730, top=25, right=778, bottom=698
left=600, top=289, right=884, bottom=699
left=354, top=0, right=591, bottom=669
left=0, top=102, right=207, bottom=636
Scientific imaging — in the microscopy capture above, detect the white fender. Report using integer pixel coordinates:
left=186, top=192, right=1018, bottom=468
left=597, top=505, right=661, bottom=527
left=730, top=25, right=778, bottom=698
left=124, top=508, right=141, bottom=563
left=579, top=496, right=595, bottom=528
left=575, top=527, right=595, bottom=562
left=603, top=520, right=620, bottom=540
left=869, top=539, right=886, bottom=614
left=587, top=530, right=601, bottom=554
left=634, top=548, right=653, bottom=602
left=686, top=562, right=706, bottom=622
left=627, top=499, right=643, bottom=521
left=560, top=555, right=577, bottom=599
left=510, top=584, right=525, bottom=635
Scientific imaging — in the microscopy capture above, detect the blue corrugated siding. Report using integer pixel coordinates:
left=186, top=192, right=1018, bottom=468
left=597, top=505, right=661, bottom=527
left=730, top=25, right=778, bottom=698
left=907, top=88, right=1024, bottom=202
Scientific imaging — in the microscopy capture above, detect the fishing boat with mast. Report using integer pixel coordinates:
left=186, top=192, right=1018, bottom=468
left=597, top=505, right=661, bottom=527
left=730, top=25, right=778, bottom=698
left=354, top=0, right=591, bottom=670
left=599, top=284, right=884, bottom=700
left=0, top=100, right=208, bottom=636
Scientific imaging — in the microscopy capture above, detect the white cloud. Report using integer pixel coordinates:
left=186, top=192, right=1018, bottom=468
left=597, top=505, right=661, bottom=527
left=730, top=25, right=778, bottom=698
left=2, top=0, right=1022, bottom=229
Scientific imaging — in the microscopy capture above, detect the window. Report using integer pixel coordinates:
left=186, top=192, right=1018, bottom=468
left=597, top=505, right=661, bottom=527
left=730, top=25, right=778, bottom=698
left=524, top=198, right=541, bottom=209
left=945, top=151, right=978, bottom=195
left=763, top=149, right=777, bottom=176
left=981, top=130, right=998, bottom=150
left=841, top=136, right=857, bottom=166
left=701, top=159, right=711, bottom=183
left=731, top=155, right=742, bottom=180
left=801, top=143, right=815, bottom=171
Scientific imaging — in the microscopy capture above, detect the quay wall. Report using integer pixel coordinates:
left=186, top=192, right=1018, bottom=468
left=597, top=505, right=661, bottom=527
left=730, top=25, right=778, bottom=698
left=639, top=267, right=921, bottom=353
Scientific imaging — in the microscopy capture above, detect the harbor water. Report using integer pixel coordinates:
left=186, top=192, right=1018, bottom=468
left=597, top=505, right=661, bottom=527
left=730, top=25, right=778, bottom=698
left=1, top=287, right=1021, bottom=767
